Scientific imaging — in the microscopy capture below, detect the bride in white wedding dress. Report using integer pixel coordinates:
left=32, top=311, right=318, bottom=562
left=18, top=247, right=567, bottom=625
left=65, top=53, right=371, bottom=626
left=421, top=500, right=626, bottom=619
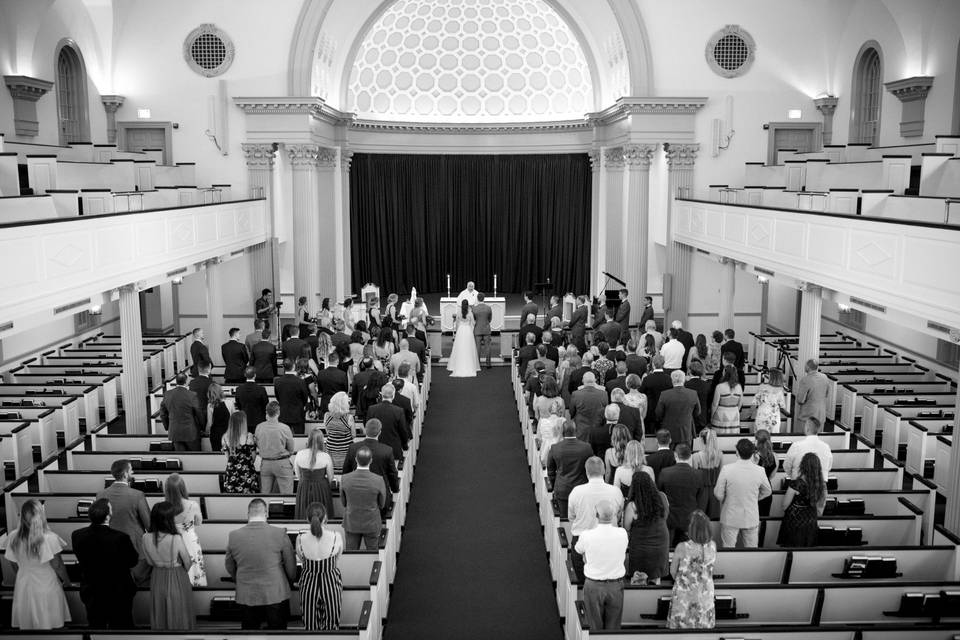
left=446, top=299, right=481, bottom=377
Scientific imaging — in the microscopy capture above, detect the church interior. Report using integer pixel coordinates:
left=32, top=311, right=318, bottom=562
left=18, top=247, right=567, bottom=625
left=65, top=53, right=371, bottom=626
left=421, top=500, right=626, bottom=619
left=0, top=0, right=960, bottom=637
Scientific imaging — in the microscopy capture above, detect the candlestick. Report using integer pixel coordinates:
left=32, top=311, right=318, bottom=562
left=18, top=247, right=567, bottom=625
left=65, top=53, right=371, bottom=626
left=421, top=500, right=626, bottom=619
left=446, top=273, right=450, bottom=297
left=493, top=274, right=497, bottom=297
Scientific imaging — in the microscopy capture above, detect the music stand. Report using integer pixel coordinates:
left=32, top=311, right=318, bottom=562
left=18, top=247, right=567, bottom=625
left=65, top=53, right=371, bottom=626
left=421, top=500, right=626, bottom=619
left=534, top=280, right=552, bottom=319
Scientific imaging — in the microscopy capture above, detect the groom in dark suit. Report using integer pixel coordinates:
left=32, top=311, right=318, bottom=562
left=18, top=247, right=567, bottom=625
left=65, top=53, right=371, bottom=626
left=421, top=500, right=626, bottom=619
left=473, top=292, right=493, bottom=369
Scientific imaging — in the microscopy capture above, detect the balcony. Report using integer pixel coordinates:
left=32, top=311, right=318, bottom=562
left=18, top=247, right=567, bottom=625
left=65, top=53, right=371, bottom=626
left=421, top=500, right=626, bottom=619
left=0, top=198, right=268, bottom=326
left=672, top=198, right=960, bottom=331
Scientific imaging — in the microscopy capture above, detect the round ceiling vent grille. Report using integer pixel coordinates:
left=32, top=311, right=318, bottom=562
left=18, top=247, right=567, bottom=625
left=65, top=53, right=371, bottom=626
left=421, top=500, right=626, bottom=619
left=706, top=25, right=755, bottom=78
left=184, top=24, right=234, bottom=77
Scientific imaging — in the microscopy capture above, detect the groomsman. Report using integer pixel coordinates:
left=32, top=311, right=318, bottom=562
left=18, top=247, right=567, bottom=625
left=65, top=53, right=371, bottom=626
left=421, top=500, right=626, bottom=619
left=614, top=289, right=631, bottom=346
left=222, top=328, right=250, bottom=383
left=520, top=291, right=539, bottom=326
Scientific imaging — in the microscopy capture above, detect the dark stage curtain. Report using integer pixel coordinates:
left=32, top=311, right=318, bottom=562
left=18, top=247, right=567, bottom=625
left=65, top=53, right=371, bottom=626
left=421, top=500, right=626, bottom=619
left=349, top=153, right=591, bottom=295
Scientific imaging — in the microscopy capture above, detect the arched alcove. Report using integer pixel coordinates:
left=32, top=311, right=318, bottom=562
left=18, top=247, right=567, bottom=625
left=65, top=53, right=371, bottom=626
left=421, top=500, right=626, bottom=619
left=850, top=41, right=883, bottom=145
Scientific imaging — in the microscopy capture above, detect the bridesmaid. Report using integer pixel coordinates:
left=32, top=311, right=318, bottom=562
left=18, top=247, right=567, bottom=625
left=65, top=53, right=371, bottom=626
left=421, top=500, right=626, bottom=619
left=297, top=502, right=343, bottom=630
left=294, top=428, right=336, bottom=519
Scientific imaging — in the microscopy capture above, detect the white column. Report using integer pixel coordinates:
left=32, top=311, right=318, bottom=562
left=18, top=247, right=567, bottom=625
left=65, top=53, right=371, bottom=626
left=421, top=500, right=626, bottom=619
left=286, top=144, right=322, bottom=311
left=241, top=143, right=277, bottom=304
left=119, top=284, right=148, bottom=434
left=663, top=143, right=699, bottom=327
left=622, top=144, right=656, bottom=322
left=759, top=278, right=770, bottom=334
left=603, top=147, right=625, bottom=282
left=717, top=258, right=737, bottom=332
left=337, top=149, right=353, bottom=300
left=797, top=284, right=823, bottom=374
left=317, top=147, right=340, bottom=301
left=945, top=362, right=960, bottom=534
left=205, top=258, right=225, bottom=366
left=588, top=150, right=603, bottom=293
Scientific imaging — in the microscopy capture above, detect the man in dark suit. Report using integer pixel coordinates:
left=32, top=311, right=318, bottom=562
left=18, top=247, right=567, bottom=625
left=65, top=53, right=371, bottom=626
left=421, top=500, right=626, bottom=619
left=235, top=366, right=269, bottom=429
left=160, top=372, right=203, bottom=450
left=189, top=327, right=211, bottom=377
left=568, top=295, right=590, bottom=353
left=222, top=327, right=249, bottom=383
left=524, top=343, right=557, bottom=382
left=646, top=430, right=677, bottom=481
left=542, top=295, right=563, bottom=330
left=541, top=330, right=560, bottom=365
left=684, top=361, right=711, bottom=434
left=547, top=420, right=593, bottom=518
left=720, top=328, right=746, bottom=371
left=657, top=443, right=705, bottom=545
left=330, top=318, right=352, bottom=355
left=72, top=498, right=139, bottom=629
left=404, top=325, right=427, bottom=370
left=584, top=404, right=619, bottom=458
left=367, top=384, right=410, bottom=461
left=95, top=460, right=151, bottom=553
left=566, top=355, right=590, bottom=397
left=340, top=446, right=386, bottom=550
left=595, top=310, right=622, bottom=348
left=225, top=498, right=297, bottom=630
left=251, top=329, right=278, bottom=382
left=639, top=355, right=673, bottom=433
left=351, top=356, right=378, bottom=410
left=610, top=388, right=643, bottom=440
left=315, top=351, right=349, bottom=415
left=188, top=361, right=213, bottom=427
left=245, top=319, right=266, bottom=354
left=473, top=293, right=494, bottom=369
left=614, top=288, right=632, bottom=345
left=655, top=370, right=701, bottom=449
left=281, top=331, right=307, bottom=364
left=605, top=361, right=629, bottom=399
left=304, top=326, right=320, bottom=365
left=273, top=358, right=308, bottom=435
left=624, top=339, right=648, bottom=377
left=639, top=296, right=654, bottom=331
left=519, top=313, right=542, bottom=346
left=520, top=291, right=539, bottom=327
left=516, top=332, right=538, bottom=378
left=343, top=419, right=399, bottom=516
left=390, top=378, right=414, bottom=427
left=569, top=372, right=608, bottom=439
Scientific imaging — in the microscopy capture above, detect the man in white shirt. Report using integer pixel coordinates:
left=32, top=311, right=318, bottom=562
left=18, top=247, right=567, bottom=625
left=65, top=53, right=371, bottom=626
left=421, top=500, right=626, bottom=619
left=783, top=417, right=833, bottom=480
left=574, top=500, right=628, bottom=631
left=714, top=439, right=772, bottom=548
left=659, top=327, right=686, bottom=372
left=456, top=281, right=478, bottom=307
left=389, top=339, right=421, bottom=377
left=567, top=457, right=624, bottom=582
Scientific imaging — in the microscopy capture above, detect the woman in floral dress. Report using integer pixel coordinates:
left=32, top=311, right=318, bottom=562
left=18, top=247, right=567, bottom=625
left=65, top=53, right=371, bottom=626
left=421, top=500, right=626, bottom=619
left=752, top=367, right=786, bottom=433
left=221, top=412, right=260, bottom=493
left=667, top=510, right=716, bottom=629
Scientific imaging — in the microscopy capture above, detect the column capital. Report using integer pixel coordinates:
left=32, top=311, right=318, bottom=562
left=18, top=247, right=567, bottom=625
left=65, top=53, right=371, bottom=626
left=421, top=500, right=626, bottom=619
left=286, top=143, right=320, bottom=167
left=603, top=146, right=625, bottom=169
left=813, top=95, right=838, bottom=117
left=100, top=94, right=125, bottom=113
left=622, top=143, right=657, bottom=170
left=317, top=146, right=338, bottom=168
left=588, top=150, right=602, bottom=172
left=663, top=143, right=699, bottom=168
left=341, top=148, right=354, bottom=172
left=118, top=283, right=138, bottom=295
left=241, top=142, right=277, bottom=168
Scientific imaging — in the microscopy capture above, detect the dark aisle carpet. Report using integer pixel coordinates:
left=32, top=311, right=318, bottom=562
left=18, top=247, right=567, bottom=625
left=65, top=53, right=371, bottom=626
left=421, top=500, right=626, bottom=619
left=384, top=367, right=563, bottom=640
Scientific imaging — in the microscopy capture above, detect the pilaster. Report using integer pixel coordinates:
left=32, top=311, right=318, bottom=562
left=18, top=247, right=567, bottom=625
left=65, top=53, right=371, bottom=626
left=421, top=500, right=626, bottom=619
left=603, top=147, right=626, bottom=280
left=884, top=76, right=935, bottom=138
left=797, top=284, right=823, bottom=384
left=241, top=142, right=278, bottom=307
left=118, top=284, right=148, bottom=434
left=718, top=258, right=736, bottom=332
left=204, top=258, right=225, bottom=366
left=338, top=149, right=353, bottom=300
left=588, top=150, right=603, bottom=294
left=4, top=75, right=53, bottom=137
left=100, top=95, right=125, bottom=144
left=622, top=143, right=656, bottom=320
left=286, top=143, right=322, bottom=312
left=316, top=147, right=340, bottom=300
left=813, top=96, right=838, bottom=146
left=663, top=142, right=699, bottom=327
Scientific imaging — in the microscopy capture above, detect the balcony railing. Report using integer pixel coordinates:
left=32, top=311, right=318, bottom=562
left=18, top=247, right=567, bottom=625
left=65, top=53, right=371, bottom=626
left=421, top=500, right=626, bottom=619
left=0, top=198, right=268, bottom=326
left=672, top=197, right=960, bottom=331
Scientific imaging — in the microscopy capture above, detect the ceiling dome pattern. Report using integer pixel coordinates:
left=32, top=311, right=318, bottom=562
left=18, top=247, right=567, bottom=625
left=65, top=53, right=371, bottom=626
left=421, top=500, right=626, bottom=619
left=346, top=0, right=594, bottom=122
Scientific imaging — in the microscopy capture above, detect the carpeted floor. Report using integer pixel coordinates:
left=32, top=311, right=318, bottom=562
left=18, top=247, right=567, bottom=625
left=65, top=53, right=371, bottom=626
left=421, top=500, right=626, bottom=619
left=384, top=366, right=563, bottom=640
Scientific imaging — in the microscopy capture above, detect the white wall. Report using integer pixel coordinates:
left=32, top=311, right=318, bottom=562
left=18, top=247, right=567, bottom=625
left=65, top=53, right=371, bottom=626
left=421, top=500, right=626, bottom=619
left=0, top=303, right=119, bottom=369
left=767, top=280, right=799, bottom=334
left=175, top=252, right=259, bottom=339
left=685, top=251, right=762, bottom=340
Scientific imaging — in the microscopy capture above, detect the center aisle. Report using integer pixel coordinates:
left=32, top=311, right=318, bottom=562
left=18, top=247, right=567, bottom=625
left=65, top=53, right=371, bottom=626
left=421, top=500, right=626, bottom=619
left=384, top=366, right=563, bottom=640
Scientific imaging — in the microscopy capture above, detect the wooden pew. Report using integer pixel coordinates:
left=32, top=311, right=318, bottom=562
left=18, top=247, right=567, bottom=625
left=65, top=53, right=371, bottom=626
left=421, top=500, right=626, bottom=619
left=818, top=582, right=960, bottom=625
left=54, top=346, right=163, bottom=388
left=0, top=382, right=100, bottom=434
left=4, top=368, right=120, bottom=422
left=0, top=391, right=81, bottom=448
left=933, top=434, right=954, bottom=499
left=0, top=421, right=34, bottom=482
left=860, top=393, right=955, bottom=446
left=838, top=382, right=955, bottom=431
left=0, top=193, right=59, bottom=223
left=884, top=412, right=952, bottom=462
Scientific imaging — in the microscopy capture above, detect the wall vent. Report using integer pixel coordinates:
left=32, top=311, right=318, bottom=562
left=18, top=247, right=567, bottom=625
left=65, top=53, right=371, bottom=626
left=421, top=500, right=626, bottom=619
left=54, top=299, right=91, bottom=315
left=166, top=267, right=187, bottom=277
left=850, top=297, right=886, bottom=314
left=754, top=266, right=775, bottom=277
left=0, top=321, right=13, bottom=332
left=927, top=321, right=952, bottom=335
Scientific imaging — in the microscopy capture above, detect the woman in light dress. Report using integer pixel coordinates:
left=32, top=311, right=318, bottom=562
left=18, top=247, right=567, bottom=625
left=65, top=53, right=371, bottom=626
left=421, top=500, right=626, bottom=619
left=164, top=473, right=206, bottom=586
left=710, top=364, right=744, bottom=435
left=447, top=299, right=480, bottom=377
left=667, top=510, right=716, bottom=629
left=537, top=398, right=566, bottom=466
left=691, top=428, right=724, bottom=519
left=752, top=367, right=787, bottom=433
left=603, top=424, right=632, bottom=483
left=4, top=499, right=71, bottom=629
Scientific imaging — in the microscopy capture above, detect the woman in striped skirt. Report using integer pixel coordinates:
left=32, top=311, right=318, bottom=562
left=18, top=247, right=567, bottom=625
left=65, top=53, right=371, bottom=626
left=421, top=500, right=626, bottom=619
left=296, top=502, right=343, bottom=630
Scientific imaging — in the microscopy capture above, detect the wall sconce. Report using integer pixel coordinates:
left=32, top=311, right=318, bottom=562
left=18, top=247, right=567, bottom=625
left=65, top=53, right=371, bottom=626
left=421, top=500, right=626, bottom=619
left=136, top=108, right=151, bottom=119
left=89, top=304, right=102, bottom=316
left=787, top=109, right=802, bottom=119
left=757, top=275, right=769, bottom=284
left=172, top=276, right=183, bottom=285
left=838, top=303, right=851, bottom=312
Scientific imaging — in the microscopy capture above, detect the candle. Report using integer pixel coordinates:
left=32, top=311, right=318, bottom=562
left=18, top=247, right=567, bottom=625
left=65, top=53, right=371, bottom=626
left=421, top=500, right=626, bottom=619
left=446, top=274, right=450, bottom=290
left=494, top=274, right=497, bottom=293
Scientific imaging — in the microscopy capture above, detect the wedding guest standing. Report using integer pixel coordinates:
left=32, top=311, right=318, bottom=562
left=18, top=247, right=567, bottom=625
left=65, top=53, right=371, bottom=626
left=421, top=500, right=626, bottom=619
left=777, top=453, right=826, bottom=547
left=72, top=498, right=139, bottom=629
left=340, top=447, right=386, bottom=551
left=710, top=365, right=743, bottom=435
left=752, top=367, right=786, bottom=433
left=324, top=391, right=356, bottom=474
left=4, top=500, right=71, bottom=629
left=753, top=429, right=778, bottom=517
left=613, top=440, right=655, bottom=496
left=96, top=459, right=151, bottom=553
left=222, top=412, right=261, bottom=494
left=141, top=502, right=195, bottom=630
left=667, top=510, right=716, bottom=629
left=794, top=359, right=830, bottom=433
left=624, top=470, right=670, bottom=586
left=690, top=428, right=724, bottom=518
left=165, top=473, right=206, bottom=586
left=207, top=383, right=230, bottom=452
left=714, top=439, right=772, bottom=548
left=297, top=503, right=344, bottom=630
left=294, top=428, right=336, bottom=519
